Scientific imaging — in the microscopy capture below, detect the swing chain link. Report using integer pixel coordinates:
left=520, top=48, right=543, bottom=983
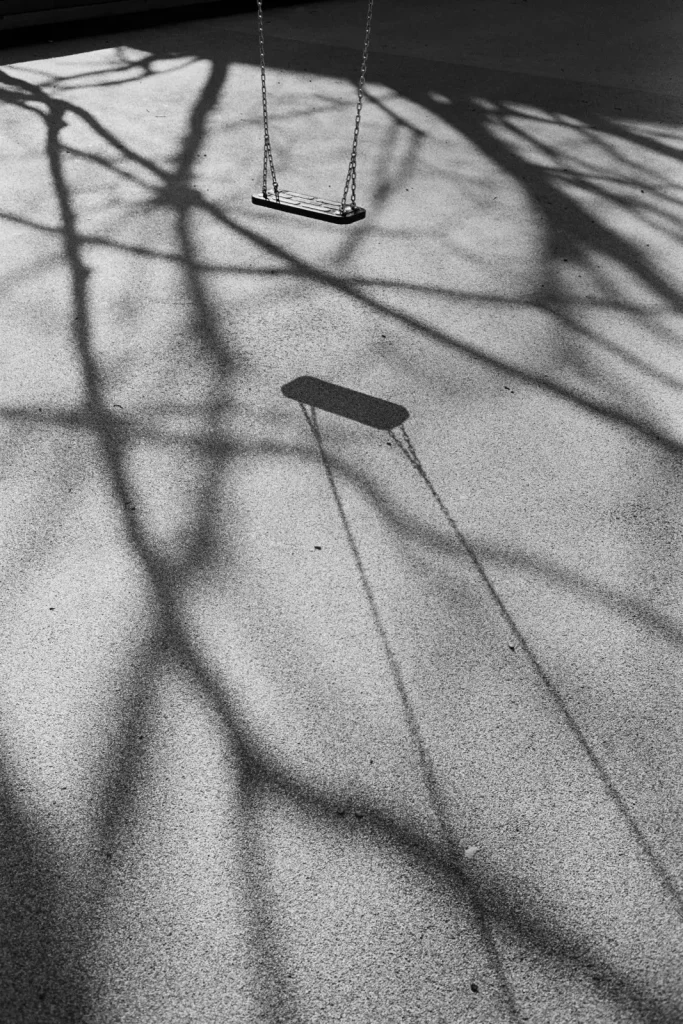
left=256, top=0, right=280, bottom=199
left=340, top=0, right=374, bottom=214
left=256, top=0, right=374, bottom=216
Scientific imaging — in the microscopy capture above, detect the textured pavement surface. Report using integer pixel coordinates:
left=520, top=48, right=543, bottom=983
left=1, top=2, right=683, bottom=1021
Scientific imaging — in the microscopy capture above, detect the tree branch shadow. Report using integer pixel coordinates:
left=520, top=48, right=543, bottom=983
left=1, top=20, right=683, bottom=1022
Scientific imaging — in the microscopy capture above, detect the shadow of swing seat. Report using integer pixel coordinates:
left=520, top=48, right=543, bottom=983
left=282, top=376, right=409, bottom=430
left=252, top=190, right=366, bottom=224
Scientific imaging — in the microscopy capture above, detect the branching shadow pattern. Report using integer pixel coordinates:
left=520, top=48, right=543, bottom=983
left=1, top=15, right=682, bottom=1023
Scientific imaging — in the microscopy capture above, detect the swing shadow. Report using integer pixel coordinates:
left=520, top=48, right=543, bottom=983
left=299, top=400, right=523, bottom=1019
left=282, top=376, right=409, bottom=430
left=1, top=6, right=682, bottom=1021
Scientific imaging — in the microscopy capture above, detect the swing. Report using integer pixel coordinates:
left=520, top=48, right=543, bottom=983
left=252, top=0, right=375, bottom=224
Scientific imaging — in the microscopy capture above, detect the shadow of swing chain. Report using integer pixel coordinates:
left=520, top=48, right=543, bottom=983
left=388, top=423, right=683, bottom=923
left=300, top=402, right=523, bottom=1023
left=301, top=407, right=447, bottom=831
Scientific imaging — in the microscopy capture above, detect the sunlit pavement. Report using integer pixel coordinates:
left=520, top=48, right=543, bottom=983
left=1, top=2, right=683, bottom=1020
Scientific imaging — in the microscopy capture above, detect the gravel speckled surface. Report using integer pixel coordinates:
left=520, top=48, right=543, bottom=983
left=1, top=2, right=683, bottom=1020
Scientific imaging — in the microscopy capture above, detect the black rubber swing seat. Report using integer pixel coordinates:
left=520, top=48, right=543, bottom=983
left=252, top=189, right=366, bottom=224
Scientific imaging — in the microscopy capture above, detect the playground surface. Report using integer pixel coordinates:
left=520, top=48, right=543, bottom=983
left=1, top=1, right=683, bottom=1020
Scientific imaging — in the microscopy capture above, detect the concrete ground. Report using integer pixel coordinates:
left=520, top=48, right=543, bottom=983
left=1, top=1, right=682, bottom=1021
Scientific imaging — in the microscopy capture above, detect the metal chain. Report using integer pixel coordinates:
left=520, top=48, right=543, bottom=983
left=340, top=0, right=374, bottom=214
left=256, top=0, right=374, bottom=215
left=256, top=0, right=279, bottom=199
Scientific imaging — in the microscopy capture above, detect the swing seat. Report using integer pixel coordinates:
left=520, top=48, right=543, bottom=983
left=252, top=189, right=366, bottom=224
